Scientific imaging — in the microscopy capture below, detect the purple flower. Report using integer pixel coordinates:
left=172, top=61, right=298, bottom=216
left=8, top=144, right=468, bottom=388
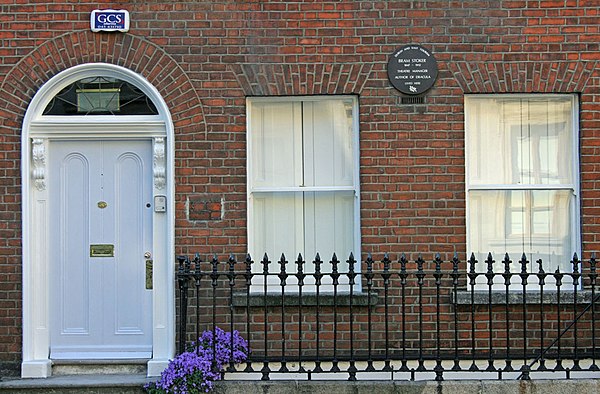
left=145, top=328, right=249, bottom=393
left=194, top=327, right=249, bottom=367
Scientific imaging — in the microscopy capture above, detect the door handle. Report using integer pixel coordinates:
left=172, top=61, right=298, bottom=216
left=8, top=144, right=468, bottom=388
left=144, top=251, right=153, bottom=289
left=145, top=259, right=153, bottom=290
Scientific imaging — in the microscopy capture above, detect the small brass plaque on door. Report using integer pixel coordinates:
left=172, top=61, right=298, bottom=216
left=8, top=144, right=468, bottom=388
left=90, top=244, right=114, bottom=257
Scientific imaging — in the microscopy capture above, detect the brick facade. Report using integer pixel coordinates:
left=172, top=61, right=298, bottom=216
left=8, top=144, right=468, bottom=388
left=1, top=0, right=600, bottom=374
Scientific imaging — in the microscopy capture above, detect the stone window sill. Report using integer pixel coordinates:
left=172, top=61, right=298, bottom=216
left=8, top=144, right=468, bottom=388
left=454, top=290, right=596, bottom=305
left=231, top=292, right=379, bottom=307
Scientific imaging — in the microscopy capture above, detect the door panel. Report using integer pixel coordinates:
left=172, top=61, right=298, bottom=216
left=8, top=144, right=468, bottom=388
left=59, top=153, right=91, bottom=336
left=113, top=151, right=147, bottom=336
left=50, top=140, right=152, bottom=359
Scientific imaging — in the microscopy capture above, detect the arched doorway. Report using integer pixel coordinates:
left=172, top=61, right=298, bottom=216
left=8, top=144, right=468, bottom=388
left=21, top=63, right=175, bottom=378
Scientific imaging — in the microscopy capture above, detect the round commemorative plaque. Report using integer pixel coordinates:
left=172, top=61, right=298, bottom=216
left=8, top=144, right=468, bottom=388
left=387, top=45, right=438, bottom=95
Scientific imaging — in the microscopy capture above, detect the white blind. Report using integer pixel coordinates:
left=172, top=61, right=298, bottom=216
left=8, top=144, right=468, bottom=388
left=248, top=98, right=357, bottom=274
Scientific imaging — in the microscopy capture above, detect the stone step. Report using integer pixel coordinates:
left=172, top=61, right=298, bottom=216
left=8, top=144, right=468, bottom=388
left=51, top=359, right=148, bottom=376
left=0, top=374, right=151, bottom=394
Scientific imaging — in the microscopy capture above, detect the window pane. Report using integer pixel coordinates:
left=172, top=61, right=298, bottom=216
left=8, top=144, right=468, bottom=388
left=43, top=77, right=158, bottom=115
left=303, top=100, right=354, bottom=187
left=251, top=191, right=354, bottom=273
left=467, top=97, right=573, bottom=186
left=251, top=192, right=304, bottom=262
left=303, top=191, right=355, bottom=266
left=468, top=189, right=573, bottom=273
left=250, top=102, right=302, bottom=188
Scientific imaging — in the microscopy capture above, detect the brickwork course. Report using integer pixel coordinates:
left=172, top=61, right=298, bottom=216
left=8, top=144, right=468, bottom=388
left=1, top=0, right=600, bottom=374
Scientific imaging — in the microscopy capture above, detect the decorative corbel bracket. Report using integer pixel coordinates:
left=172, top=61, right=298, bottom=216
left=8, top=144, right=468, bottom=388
left=32, top=138, right=46, bottom=191
left=153, top=137, right=166, bottom=190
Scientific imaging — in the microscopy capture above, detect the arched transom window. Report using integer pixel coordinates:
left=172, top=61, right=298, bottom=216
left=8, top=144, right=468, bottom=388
left=43, top=76, right=159, bottom=116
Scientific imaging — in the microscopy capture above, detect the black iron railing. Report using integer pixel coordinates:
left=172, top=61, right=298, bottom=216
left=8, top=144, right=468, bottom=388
left=176, top=252, right=600, bottom=381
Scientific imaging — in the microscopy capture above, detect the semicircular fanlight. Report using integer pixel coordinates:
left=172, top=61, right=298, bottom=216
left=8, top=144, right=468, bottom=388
left=43, top=76, right=158, bottom=115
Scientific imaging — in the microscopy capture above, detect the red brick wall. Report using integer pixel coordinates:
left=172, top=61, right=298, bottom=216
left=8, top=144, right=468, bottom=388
left=1, top=0, right=600, bottom=371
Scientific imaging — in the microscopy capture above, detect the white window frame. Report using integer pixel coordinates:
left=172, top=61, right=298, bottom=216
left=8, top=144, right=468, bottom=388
left=465, top=94, right=581, bottom=284
left=246, top=96, right=361, bottom=292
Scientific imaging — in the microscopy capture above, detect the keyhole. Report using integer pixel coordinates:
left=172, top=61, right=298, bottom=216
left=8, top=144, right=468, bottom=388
left=146, top=203, right=151, bottom=208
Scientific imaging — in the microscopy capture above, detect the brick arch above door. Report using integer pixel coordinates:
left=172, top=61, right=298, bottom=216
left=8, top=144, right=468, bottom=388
left=1, top=30, right=205, bottom=136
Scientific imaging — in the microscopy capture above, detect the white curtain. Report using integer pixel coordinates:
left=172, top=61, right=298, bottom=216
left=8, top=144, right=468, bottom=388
left=466, top=96, right=576, bottom=274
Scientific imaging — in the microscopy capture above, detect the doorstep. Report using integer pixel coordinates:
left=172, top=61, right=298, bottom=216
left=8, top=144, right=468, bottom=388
left=0, top=373, right=152, bottom=394
left=51, top=359, right=149, bottom=376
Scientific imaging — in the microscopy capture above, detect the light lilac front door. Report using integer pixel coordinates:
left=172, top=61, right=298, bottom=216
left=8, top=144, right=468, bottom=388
left=49, top=140, right=153, bottom=359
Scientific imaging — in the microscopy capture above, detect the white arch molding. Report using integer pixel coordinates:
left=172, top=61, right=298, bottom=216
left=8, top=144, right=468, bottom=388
left=21, top=63, right=175, bottom=378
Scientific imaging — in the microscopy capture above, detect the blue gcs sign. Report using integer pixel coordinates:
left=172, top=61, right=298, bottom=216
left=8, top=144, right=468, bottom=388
left=91, top=9, right=130, bottom=32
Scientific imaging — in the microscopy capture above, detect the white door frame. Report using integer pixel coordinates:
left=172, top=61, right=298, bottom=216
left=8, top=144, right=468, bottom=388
left=21, top=63, right=175, bottom=378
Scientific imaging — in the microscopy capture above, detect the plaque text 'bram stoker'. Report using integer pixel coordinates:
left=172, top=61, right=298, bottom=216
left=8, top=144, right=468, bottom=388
left=387, top=45, right=438, bottom=95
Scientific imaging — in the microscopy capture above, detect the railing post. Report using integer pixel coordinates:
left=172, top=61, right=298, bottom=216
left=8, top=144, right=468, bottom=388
left=365, top=254, right=375, bottom=372
left=331, top=253, right=340, bottom=373
left=193, top=253, right=202, bottom=349
left=296, top=253, right=305, bottom=373
left=590, top=254, right=598, bottom=370
left=382, top=254, right=392, bottom=372
left=261, top=253, right=271, bottom=380
left=416, top=255, right=425, bottom=372
left=502, top=253, right=513, bottom=372
left=399, top=254, right=408, bottom=372
left=210, top=255, right=219, bottom=372
left=347, top=252, right=357, bottom=381
left=176, top=255, right=190, bottom=355
left=451, top=253, right=460, bottom=372
left=537, top=259, right=546, bottom=371
left=313, top=253, right=323, bottom=374
left=518, top=253, right=530, bottom=380
left=434, top=253, right=443, bottom=381
left=278, top=253, right=289, bottom=373
left=244, top=254, right=253, bottom=372
left=555, top=268, right=564, bottom=371
left=485, top=253, right=495, bottom=372
left=227, top=254, right=237, bottom=372
left=468, top=253, right=478, bottom=371
left=572, top=253, right=581, bottom=371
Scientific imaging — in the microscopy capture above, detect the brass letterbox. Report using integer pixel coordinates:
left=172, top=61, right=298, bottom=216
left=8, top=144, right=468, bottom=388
left=90, top=244, right=114, bottom=257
